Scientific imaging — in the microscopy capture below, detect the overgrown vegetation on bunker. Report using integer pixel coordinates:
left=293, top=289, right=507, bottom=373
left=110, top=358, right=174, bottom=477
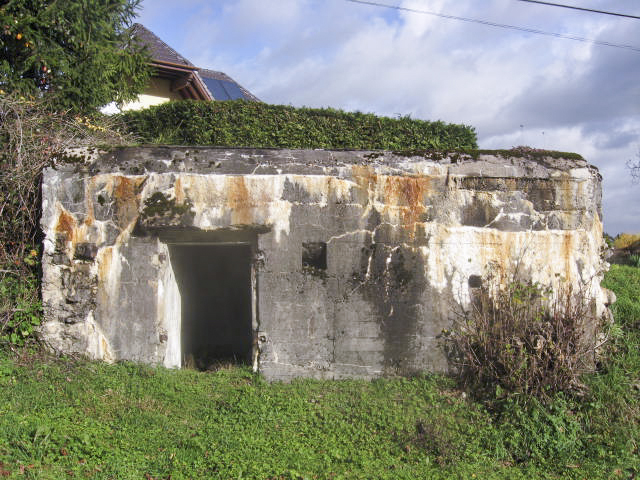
left=119, top=101, right=588, bottom=164
left=137, top=191, right=195, bottom=230
left=118, top=99, right=479, bottom=150
left=365, top=145, right=585, bottom=163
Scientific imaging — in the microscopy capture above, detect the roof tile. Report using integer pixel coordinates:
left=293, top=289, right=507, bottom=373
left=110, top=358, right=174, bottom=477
left=131, top=23, right=194, bottom=67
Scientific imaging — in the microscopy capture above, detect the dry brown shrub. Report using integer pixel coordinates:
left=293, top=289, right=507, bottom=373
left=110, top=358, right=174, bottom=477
left=443, top=273, right=606, bottom=401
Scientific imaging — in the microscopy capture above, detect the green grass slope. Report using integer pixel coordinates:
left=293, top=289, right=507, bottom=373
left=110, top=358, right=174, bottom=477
left=0, top=266, right=638, bottom=479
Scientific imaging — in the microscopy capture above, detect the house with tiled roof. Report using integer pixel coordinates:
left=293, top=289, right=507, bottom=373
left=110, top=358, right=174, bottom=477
left=121, top=24, right=259, bottom=111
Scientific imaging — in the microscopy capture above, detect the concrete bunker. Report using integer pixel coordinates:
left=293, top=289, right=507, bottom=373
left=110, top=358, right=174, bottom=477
left=40, top=146, right=609, bottom=381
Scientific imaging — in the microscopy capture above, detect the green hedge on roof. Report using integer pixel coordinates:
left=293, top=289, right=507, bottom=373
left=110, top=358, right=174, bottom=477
left=119, top=100, right=478, bottom=150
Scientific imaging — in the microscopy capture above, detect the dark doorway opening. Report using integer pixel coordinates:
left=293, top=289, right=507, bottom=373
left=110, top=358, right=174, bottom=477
left=168, top=243, right=253, bottom=370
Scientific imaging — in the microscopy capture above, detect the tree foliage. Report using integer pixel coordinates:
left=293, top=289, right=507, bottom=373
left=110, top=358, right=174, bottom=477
left=0, top=0, right=150, bottom=112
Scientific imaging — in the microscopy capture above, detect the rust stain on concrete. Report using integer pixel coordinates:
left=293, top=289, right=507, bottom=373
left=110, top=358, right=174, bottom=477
left=84, top=178, right=95, bottom=227
left=55, top=210, right=76, bottom=243
left=174, top=177, right=185, bottom=204
left=382, top=175, right=431, bottom=238
left=227, top=176, right=252, bottom=225
left=352, top=165, right=378, bottom=206
left=114, top=176, right=145, bottom=229
left=479, top=229, right=513, bottom=280
left=97, top=247, right=114, bottom=308
left=98, top=248, right=112, bottom=283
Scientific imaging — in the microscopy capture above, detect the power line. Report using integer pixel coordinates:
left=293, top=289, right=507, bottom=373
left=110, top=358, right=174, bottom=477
left=345, top=0, right=640, bottom=53
left=516, top=0, right=640, bottom=20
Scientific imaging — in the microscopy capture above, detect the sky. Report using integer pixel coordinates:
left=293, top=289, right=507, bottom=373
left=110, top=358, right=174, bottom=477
left=135, top=0, right=639, bottom=235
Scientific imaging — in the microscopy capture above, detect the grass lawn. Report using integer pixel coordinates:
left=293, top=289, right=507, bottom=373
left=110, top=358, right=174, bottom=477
left=0, top=265, right=638, bottom=479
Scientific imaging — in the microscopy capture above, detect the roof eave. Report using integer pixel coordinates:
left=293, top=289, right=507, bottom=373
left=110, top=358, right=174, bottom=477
left=190, top=72, right=213, bottom=101
left=149, top=62, right=212, bottom=101
left=150, top=60, right=199, bottom=73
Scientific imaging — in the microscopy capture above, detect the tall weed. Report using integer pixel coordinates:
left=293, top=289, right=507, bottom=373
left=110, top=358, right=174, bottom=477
left=443, top=276, right=602, bottom=401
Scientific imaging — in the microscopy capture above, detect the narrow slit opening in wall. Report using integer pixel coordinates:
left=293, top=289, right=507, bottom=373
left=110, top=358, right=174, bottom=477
left=168, top=243, right=253, bottom=370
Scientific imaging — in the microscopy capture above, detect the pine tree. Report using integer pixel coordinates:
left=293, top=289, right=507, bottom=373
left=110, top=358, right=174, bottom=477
left=0, top=0, right=150, bottom=112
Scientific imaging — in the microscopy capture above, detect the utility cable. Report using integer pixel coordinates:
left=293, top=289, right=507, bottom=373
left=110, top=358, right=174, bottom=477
left=346, top=0, right=640, bottom=52
left=515, top=0, right=640, bottom=20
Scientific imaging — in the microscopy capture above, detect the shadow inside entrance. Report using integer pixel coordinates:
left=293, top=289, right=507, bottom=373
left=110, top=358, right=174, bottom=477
left=168, top=243, right=253, bottom=370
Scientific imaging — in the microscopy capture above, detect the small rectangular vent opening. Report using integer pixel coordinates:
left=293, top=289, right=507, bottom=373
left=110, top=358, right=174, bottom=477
left=302, top=242, right=327, bottom=270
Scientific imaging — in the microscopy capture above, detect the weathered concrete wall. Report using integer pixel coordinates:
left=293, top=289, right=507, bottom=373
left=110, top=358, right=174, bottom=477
left=40, top=147, right=607, bottom=380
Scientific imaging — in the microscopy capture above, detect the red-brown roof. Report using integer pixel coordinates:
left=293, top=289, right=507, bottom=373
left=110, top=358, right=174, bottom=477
left=132, top=23, right=194, bottom=67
